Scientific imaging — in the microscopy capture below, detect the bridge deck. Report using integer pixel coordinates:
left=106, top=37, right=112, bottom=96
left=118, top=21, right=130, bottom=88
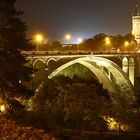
left=21, top=51, right=140, bottom=57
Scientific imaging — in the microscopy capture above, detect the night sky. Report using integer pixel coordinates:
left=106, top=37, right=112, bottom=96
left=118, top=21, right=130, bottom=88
left=16, top=0, right=138, bottom=43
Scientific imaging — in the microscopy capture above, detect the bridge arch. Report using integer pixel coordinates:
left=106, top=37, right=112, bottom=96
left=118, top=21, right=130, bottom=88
left=33, top=59, right=46, bottom=69
left=46, top=58, right=57, bottom=66
left=48, top=58, right=115, bottom=93
left=91, top=57, right=134, bottom=93
left=48, top=56, right=134, bottom=102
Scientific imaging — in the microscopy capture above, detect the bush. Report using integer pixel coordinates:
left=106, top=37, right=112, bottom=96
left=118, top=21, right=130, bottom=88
left=30, top=76, right=110, bottom=131
left=0, top=114, right=54, bottom=139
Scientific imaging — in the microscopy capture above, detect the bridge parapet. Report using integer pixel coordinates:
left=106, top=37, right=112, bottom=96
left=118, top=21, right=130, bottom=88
left=21, top=51, right=140, bottom=56
left=22, top=51, right=140, bottom=94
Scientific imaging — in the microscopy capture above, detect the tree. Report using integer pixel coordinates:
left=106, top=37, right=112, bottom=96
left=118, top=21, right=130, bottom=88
left=52, top=41, right=62, bottom=51
left=93, top=33, right=107, bottom=51
left=84, top=38, right=94, bottom=51
left=31, top=76, right=110, bottom=131
left=83, top=34, right=108, bottom=51
left=0, top=0, right=33, bottom=110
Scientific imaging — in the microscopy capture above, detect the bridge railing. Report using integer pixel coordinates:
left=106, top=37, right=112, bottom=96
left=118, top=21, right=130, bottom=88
left=21, top=51, right=140, bottom=56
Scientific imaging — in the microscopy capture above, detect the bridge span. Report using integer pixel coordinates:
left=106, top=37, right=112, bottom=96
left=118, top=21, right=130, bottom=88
left=21, top=50, right=140, bottom=57
left=22, top=51, right=140, bottom=96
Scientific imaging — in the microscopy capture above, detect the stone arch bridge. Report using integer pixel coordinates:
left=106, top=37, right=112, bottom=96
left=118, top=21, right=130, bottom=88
left=22, top=51, right=140, bottom=96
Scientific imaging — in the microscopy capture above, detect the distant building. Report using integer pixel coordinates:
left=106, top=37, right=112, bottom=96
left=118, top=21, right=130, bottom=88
left=132, top=4, right=140, bottom=44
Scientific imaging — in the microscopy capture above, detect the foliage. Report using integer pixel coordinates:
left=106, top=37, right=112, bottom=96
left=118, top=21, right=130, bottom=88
left=0, top=0, right=34, bottom=104
left=42, top=33, right=137, bottom=52
left=0, top=113, right=55, bottom=139
left=82, top=33, right=136, bottom=51
left=30, top=75, right=111, bottom=131
left=52, top=41, right=63, bottom=51
left=28, top=74, right=140, bottom=132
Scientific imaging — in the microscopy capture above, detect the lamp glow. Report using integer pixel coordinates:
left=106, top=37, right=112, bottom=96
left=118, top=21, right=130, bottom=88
left=34, top=34, right=43, bottom=43
left=124, top=41, right=129, bottom=47
left=34, top=33, right=44, bottom=51
left=65, top=34, right=71, bottom=40
left=105, top=37, right=111, bottom=45
left=105, top=37, right=111, bottom=51
left=77, top=38, right=82, bottom=52
left=124, top=41, right=129, bottom=51
left=0, top=105, right=5, bottom=112
left=77, top=38, right=82, bottom=44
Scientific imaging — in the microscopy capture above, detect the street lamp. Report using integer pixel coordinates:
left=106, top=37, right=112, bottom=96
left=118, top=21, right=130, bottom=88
left=105, top=37, right=111, bottom=52
left=65, top=34, right=71, bottom=43
left=124, top=41, right=129, bottom=52
left=65, top=34, right=71, bottom=40
left=77, top=38, right=82, bottom=52
left=65, top=34, right=71, bottom=50
left=34, top=33, right=44, bottom=51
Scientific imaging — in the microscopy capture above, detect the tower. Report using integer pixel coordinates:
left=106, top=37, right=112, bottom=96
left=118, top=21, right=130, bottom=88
left=132, top=4, right=140, bottom=44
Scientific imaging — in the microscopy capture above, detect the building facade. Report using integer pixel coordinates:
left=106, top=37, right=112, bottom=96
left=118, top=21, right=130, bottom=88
left=132, top=4, right=140, bottom=44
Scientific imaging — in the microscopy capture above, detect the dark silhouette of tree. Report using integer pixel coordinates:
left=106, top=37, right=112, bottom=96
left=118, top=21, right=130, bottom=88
left=80, top=33, right=137, bottom=52
left=83, top=34, right=108, bottom=51
left=0, top=0, right=34, bottom=110
left=111, top=35, right=123, bottom=50
left=124, top=34, right=135, bottom=42
left=84, top=38, right=94, bottom=51
left=93, top=33, right=107, bottom=51
left=52, top=41, right=62, bottom=51
left=124, top=34, right=137, bottom=51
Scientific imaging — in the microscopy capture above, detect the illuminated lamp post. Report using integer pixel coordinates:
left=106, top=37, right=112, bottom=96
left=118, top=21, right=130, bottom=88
left=105, top=37, right=111, bottom=52
left=77, top=38, right=82, bottom=52
left=65, top=34, right=71, bottom=44
left=65, top=34, right=71, bottom=50
left=34, top=33, right=44, bottom=51
left=124, top=41, right=129, bottom=52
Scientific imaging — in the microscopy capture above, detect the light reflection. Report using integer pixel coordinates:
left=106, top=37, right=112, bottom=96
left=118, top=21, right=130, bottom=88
left=103, top=116, right=128, bottom=131
left=0, top=105, right=6, bottom=112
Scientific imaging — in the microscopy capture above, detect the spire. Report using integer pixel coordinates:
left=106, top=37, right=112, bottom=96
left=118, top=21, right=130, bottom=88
left=133, top=4, right=140, bottom=16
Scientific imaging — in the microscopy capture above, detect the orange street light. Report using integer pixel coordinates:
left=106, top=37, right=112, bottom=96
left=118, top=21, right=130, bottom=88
left=105, top=37, right=111, bottom=45
left=65, top=34, right=71, bottom=49
left=124, top=41, right=129, bottom=51
left=65, top=34, right=71, bottom=40
left=105, top=37, right=111, bottom=51
left=34, top=33, right=44, bottom=51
